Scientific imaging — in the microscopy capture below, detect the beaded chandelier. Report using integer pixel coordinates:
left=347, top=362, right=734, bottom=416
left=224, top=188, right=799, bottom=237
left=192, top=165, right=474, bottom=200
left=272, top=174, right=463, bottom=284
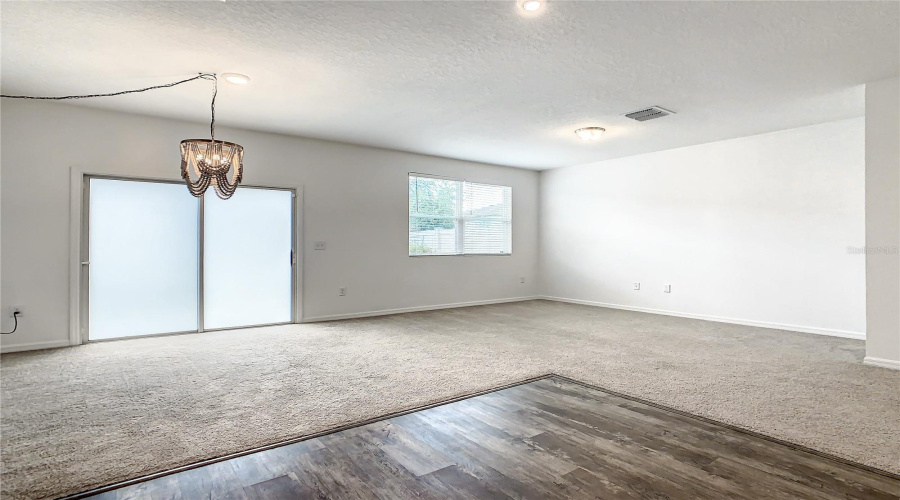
left=180, top=74, right=244, bottom=199
left=180, top=139, right=243, bottom=199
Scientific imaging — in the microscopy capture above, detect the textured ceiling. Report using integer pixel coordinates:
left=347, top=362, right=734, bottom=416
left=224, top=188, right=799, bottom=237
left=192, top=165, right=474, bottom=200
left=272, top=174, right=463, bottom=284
left=2, top=1, right=898, bottom=169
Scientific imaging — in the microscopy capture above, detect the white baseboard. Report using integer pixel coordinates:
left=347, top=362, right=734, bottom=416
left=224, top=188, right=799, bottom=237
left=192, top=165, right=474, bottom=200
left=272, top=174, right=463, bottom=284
left=0, top=339, right=72, bottom=354
left=863, top=356, right=900, bottom=370
left=302, top=296, right=541, bottom=323
left=540, top=296, right=866, bottom=340
left=2, top=297, right=540, bottom=352
left=2, top=296, right=867, bottom=350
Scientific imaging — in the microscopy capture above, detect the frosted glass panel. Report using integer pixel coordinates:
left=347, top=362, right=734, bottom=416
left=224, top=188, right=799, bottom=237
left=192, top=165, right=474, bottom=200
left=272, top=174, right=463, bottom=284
left=204, top=188, right=293, bottom=329
left=89, top=179, right=199, bottom=339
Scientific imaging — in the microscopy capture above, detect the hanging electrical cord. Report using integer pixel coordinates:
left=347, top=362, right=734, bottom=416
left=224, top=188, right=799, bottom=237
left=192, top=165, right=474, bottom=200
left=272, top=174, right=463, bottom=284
left=1, top=73, right=215, bottom=101
left=2, top=71, right=244, bottom=198
left=2, top=73, right=219, bottom=139
left=1, top=312, right=19, bottom=335
left=207, top=74, right=217, bottom=141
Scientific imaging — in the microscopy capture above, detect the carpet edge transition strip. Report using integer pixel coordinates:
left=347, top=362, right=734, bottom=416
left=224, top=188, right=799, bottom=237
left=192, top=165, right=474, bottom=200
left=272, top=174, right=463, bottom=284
left=57, top=372, right=899, bottom=499
left=56, top=374, right=556, bottom=500
left=548, top=374, right=900, bottom=481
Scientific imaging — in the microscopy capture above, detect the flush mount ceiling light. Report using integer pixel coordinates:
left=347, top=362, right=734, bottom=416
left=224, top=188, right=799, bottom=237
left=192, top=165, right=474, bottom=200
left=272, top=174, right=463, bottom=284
left=575, top=127, right=606, bottom=141
left=1, top=73, right=245, bottom=200
left=221, top=73, right=251, bottom=85
left=521, top=0, right=542, bottom=11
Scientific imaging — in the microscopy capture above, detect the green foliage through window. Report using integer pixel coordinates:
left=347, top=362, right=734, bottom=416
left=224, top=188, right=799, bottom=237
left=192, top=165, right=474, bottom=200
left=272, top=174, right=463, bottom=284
left=408, top=174, right=512, bottom=256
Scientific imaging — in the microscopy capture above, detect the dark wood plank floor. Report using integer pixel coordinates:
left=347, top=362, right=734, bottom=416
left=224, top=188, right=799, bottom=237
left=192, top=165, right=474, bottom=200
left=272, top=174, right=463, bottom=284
left=85, top=376, right=899, bottom=500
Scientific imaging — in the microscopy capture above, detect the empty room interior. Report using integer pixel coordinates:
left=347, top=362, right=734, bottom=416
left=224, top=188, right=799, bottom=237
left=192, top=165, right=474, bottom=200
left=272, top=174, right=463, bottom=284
left=1, top=1, right=899, bottom=499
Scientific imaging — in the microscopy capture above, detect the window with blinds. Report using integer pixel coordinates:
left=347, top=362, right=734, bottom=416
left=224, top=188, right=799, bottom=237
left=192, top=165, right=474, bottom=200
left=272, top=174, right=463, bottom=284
left=409, top=174, right=512, bottom=256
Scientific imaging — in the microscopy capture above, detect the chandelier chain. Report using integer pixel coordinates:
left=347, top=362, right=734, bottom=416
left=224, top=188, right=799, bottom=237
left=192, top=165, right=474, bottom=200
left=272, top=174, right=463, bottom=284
left=209, top=74, right=217, bottom=141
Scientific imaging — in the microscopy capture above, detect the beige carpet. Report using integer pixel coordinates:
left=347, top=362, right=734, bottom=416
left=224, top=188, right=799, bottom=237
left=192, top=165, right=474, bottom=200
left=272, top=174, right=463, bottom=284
left=1, top=300, right=898, bottom=500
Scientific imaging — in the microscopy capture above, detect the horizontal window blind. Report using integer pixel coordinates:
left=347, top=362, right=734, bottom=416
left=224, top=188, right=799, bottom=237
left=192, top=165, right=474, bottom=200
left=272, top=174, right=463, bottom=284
left=409, top=174, right=512, bottom=256
left=462, top=181, right=512, bottom=254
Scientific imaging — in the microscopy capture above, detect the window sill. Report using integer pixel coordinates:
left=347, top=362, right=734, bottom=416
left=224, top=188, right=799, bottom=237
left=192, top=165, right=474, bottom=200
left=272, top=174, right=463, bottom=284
left=409, top=253, right=512, bottom=257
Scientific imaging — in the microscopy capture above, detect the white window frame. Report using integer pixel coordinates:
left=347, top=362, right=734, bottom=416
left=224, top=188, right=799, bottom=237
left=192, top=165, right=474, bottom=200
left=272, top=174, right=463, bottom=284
left=408, top=172, right=512, bottom=257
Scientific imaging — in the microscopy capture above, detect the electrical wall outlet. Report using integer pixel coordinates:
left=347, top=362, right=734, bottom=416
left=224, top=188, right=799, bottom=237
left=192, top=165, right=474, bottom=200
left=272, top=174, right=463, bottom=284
left=338, top=287, right=346, bottom=296
left=520, top=277, right=526, bottom=284
left=633, top=283, right=640, bottom=290
left=663, top=284, right=672, bottom=293
left=314, top=241, right=327, bottom=250
left=10, top=306, right=23, bottom=317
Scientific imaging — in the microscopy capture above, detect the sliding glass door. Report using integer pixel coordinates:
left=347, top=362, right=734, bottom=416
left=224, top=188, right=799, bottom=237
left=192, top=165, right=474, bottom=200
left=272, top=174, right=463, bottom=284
left=84, top=177, right=295, bottom=341
left=88, top=179, right=200, bottom=340
left=203, top=189, right=294, bottom=329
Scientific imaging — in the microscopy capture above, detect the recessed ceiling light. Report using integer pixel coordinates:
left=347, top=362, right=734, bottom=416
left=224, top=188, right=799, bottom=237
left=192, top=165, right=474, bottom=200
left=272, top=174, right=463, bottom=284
left=521, top=0, right=542, bottom=12
left=221, top=73, right=251, bottom=85
left=575, top=127, right=605, bottom=141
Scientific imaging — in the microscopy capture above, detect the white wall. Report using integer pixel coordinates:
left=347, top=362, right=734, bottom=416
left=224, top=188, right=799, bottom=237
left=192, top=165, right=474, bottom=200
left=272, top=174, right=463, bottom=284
left=540, top=118, right=866, bottom=337
left=865, top=76, right=900, bottom=368
left=0, top=100, right=877, bottom=353
left=0, top=100, right=540, bottom=352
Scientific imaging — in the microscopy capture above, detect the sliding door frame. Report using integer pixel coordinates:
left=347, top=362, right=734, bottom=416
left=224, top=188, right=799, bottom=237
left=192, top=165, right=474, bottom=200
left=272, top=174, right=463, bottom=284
left=69, top=168, right=303, bottom=345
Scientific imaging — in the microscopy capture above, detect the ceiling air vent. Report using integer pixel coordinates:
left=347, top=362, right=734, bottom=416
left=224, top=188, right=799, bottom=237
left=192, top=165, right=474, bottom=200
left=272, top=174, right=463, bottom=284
left=624, top=106, right=675, bottom=122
